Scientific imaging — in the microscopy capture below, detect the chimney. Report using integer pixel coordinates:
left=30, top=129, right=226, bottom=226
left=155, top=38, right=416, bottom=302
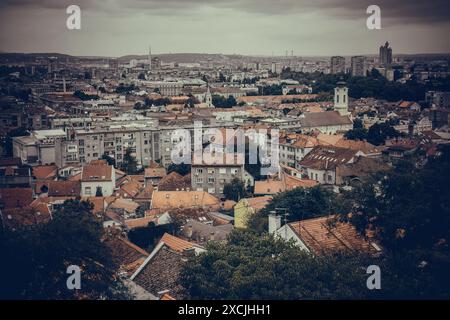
left=186, top=225, right=193, bottom=239
left=268, top=214, right=281, bottom=234
left=182, top=247, right=196, bottom=258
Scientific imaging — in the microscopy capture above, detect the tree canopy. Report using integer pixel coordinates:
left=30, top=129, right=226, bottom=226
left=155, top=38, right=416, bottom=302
left=181, top=230, right=373, bottom=300
left=247, top=186, right=343, bottom=232
left=223, top=178, right=247, bottom=202
left=0, top=199, right=128, bottom=299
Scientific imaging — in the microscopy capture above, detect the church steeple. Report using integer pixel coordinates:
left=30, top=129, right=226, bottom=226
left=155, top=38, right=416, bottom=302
left=334, top=80, right=349, bottom=116
left=205, top=83, right=213, bottom=108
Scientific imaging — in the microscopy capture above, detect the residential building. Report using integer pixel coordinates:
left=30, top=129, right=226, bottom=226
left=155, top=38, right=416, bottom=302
left=330, top=56, right=346, bottom=74
left=351, top=56, right=367, bottom=77
left=80, top=161, right=115, bottom=196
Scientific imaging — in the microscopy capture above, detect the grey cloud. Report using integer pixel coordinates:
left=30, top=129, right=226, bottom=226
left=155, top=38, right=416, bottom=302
left=0, top=0, right=449, bottom=24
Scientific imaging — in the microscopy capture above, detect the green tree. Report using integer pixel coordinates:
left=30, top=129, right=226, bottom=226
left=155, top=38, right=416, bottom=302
left=223, top=178, right=247, bottom=202
left=102, top=153, right=116, bottom=167
left=180, top=230, right=372, bottom=299
left=122, top=148, right=139, bottom=174
left=344, top=118, right=368, bottom=141
left=167, top=162, right=191, bottom=176
left=0, top=199, right=128, bottom=299
left=212, top=95, right=237, bottom=108
left=339, top=146, right=450, bottom=298
left=366, top=122, right=401, bottom=146
left=248, top=186, right=343, bottom=232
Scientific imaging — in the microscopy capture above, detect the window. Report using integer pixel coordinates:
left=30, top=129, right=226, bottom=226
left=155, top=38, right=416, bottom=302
left=219, top=168, right=227, bottom=174
left=85, top=187, right=92, bottom=195
left=208, top=188, right=215, bottom=194
left=207, top=168, right=215, bottom=174
left=208, top=177, right=215, bottom=183
left=196, top=168, right=203, bottom=174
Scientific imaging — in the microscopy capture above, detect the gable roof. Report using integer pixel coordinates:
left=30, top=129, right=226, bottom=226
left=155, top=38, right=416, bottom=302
left=131, top=244, right=187, bottom=300
left=81, top=164, right=113, bottom=182
left=0, top=188, right=33, bottom=209
left=103, top=233, right=149, bottom=276
left=288, top=216, right=381, bottom=256
left=299, top=146, right=357, bottom=171
left=48, top=180, right=81, bottom=197
left=1, top=206, right=51, bottom=230
left=158, top=172, right=191, bottom=191
left=151, top=191, right=220, bottom=210
left=144, top=167, right=167, bottom=179
left=32, top=165, right=58, bottom=180
left=300, top=111, right=352, bottom=128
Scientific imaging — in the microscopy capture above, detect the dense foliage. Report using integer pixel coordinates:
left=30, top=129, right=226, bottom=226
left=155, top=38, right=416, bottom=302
left=344, top=119, right=402, bottom=145
left=0, top=200, right=128, bottom=299
left=247, top=186, right=343, bottom=232
left=181, top=230, right=373, bottom=299
left=281, top=69, right=450, bottom=102
left=223, top=178, right=248, bottom=202
left=212, top=95, right=237, bottom=108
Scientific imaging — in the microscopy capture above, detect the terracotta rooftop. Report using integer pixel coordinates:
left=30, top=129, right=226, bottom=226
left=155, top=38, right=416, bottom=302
left=32, top=165, right=58, bottom=180
left=144, top=167, right=167, bottom=179
left=157, top=172, right=191, bottom=191
left=160, top=233, right=199, bottom=253
left=300, top=111, right=352, bottom=128
left=81, top=164, right=113, bottom=182
left=48, top=180, right=81, bottom=197
left=151, top=191, right=220, bottom=210
left=299, top=146, right=357, bottom=171
left=288, top=215, right=381, bottom=256
left=0, top=188, right=33, bottom=209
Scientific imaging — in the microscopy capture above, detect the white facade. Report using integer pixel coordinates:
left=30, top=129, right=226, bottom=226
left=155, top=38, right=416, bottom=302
left=334, top=84, right=349, bottom=116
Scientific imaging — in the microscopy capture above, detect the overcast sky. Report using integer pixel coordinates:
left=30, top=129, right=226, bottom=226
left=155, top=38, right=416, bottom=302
left=0, top=0, right=449, bottom=57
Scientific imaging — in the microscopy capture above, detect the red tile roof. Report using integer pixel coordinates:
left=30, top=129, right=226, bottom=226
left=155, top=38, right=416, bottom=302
left=0, top=188, right=33, bottom=209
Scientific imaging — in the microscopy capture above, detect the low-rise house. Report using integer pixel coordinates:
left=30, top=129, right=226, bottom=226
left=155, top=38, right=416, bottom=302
left=80, top=161, right=115, bottom=196
left=336, top=156, right=391, bottom=186
left=47, top=180, right=81, bottom=197
left=151, top=190, right=221, bottom=211
left=144, top=167, right=167, bottom=187
left=157, top=171, right=191, bottom=191
left=130, top=233, right=204, bottom=300
left=298, top=146, right=358, bottom=185
left=254, top=171, right=317, bottom=196
left=103, top=232, right=149, bottom=277
left=269, top=215, right=382, bottom=256
left=180, top=219, right=234, bottom=244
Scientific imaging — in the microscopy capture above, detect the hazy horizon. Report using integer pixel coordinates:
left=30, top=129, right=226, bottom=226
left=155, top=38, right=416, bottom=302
left=1, top=1, right=449, bottom=57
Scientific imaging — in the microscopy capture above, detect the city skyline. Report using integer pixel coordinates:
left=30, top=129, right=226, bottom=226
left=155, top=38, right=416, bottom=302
left=1, top=0, right=450, bottom=57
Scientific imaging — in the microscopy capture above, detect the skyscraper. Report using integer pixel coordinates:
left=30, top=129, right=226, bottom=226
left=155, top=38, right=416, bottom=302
left=330, top=56, right=346, bottom=74
left=379, top=41, right=393, bottom=66
left=351, top=56, right=367, bottom=77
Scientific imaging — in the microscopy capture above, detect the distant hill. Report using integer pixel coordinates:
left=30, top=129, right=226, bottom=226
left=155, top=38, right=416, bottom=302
left=118, top=53, right=230, bottom=63
left=0, top=52, right=75, bottom=62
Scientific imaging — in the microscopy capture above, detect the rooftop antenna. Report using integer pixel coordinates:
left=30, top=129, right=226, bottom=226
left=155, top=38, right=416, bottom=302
left=148, top=44, right=152, bottom=71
